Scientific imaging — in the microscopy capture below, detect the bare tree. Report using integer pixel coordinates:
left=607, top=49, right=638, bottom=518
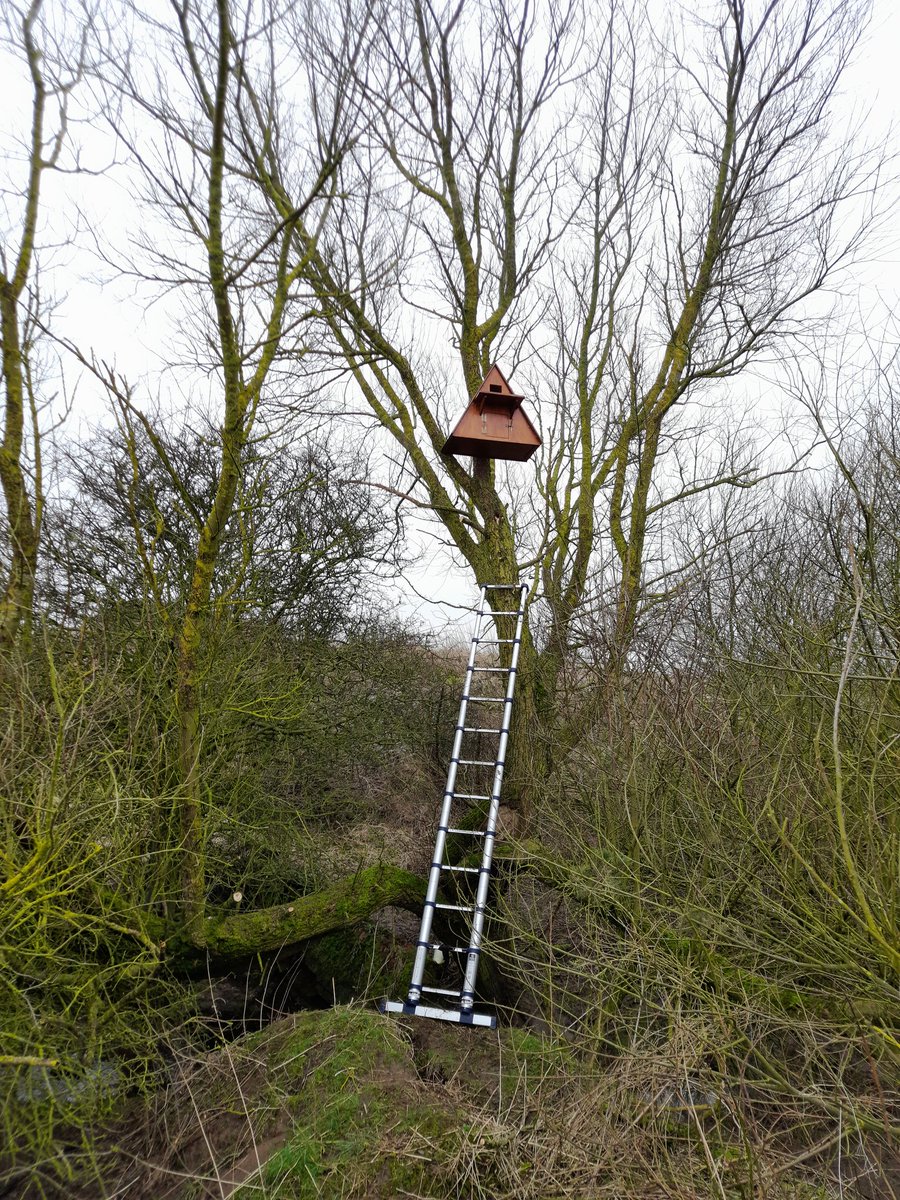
left=49, top=415, right=400, bottom=638
left=592, top=0, right=875, bottom=676
left=790, top=321, right=900, bottom=661
left=0, top=0, right=87, bottom=654
left=243, top=0, right=598, bottom=800
left=236, top=0, right=878, bottom=809
left=87, top=0, right=361, bottom=934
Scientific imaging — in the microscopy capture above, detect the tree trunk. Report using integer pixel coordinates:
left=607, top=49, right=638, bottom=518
left=0, top=283, right=38, bottom=656
left=202, top=864, right=426, bottom=958
left=174, top=426, right=244, bottom=939
left=173, top=0, right=248, bottom=941
left=466, top=466, right=543, bottom=815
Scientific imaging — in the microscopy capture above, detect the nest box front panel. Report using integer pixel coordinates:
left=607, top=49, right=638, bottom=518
left=480, top=406, right=512, bottom=440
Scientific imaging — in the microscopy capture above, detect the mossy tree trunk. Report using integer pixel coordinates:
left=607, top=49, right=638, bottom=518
left=0, top=284, right=38, bottom=657
left=0, top=1, right=64, bottom=656
left=172, top=0, right=256, bottom=939
left=122, top=863, right=428, bottom=969
left=201, top=864, right=427, bottom=959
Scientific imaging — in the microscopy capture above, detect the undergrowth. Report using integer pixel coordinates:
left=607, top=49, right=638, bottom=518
left=2, top=607, right=898, bottom=1197
left=486, top=654, right=899, bottom=1197
left=0, top=619, right=451, bottom=1198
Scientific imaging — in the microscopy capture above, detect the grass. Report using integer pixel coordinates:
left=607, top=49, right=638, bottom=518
left=477, top=654, right=900, bottom=1197
left=139, top=1005, right=566, bottom=1200
left=0, top=622, right=449, bottom=1197
left=122, top=992, right=882, bottom=1200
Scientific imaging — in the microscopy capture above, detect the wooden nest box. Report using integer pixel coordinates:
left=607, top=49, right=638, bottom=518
left=441, top=365, right=540, bottom=462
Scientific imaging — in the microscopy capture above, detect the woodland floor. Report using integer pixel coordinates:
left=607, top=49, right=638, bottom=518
left=78, top=1002, right=899, bottom=1200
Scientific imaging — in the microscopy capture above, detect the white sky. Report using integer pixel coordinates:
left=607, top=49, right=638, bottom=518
left=2, top=0, right=900, bottom=639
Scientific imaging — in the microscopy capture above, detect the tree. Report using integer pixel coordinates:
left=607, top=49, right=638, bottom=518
left=237, top=0, right=878, bottom=808
left=49, top=414, right=400, bottom=639
left=797, top=332, right=900, bottom=663
left=89, top=0, right=363, bottom=936
left=0, top=0, right=86, bottom=654
left=246, top=0, right=598, bottom=799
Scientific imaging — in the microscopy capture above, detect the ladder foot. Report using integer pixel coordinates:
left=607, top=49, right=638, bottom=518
left=380, top=999, right=496, bottom=1028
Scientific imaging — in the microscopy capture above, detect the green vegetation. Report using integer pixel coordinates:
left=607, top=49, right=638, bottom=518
left=3, top=567, right=899, bottom=1195
left=1, top=0, right=898, bottom=1196
left=0, top=625, right=451, bottom=1195
left=243, top=1008, right=449, bottom=1199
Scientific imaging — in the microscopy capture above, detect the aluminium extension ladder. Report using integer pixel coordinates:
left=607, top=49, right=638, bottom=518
left=380, top=583, right=527, bottom=1028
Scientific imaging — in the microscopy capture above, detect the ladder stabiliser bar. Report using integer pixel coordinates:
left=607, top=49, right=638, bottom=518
left=379, top=999, right=496, bottom=1028
left=379, top=582, right=528, bottom=1029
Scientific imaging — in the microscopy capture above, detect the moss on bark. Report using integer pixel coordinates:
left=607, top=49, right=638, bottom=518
left=202, top=864, right=426, bottom=958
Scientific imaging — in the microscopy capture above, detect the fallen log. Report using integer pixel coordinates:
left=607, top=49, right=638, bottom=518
left=96, top=863, right=427, bottom=969
left=201, top=863, right=426, bottom=958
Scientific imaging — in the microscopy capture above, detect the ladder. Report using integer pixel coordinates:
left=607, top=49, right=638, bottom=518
left=380, top=583, right=527, bottom=1029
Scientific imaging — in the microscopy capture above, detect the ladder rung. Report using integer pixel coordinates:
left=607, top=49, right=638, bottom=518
left=386, top=583, right=528, bottom=1033
left=420, top=943, right=479, bottom=955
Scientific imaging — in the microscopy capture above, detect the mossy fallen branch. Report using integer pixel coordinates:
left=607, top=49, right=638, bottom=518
left=201, top=863, right=427, bottom=958
left=96, top=865, right=428, bottom=969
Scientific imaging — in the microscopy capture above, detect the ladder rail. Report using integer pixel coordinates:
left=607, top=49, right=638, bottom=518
left=459, top=589, right=526, bottom=1009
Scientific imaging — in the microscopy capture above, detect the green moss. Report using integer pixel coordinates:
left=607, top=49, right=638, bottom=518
left=271, top=1006, right=396, bottom=1074
left=204, top=865, right=426, bottom=958
left=505, top=1027, right=547, bottom=1057
left=234, top=1008, right=449, bottom=1199
left=229, top=1009, right=586, bottom=1200
left=301, top=925, right=415, bottom=1003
